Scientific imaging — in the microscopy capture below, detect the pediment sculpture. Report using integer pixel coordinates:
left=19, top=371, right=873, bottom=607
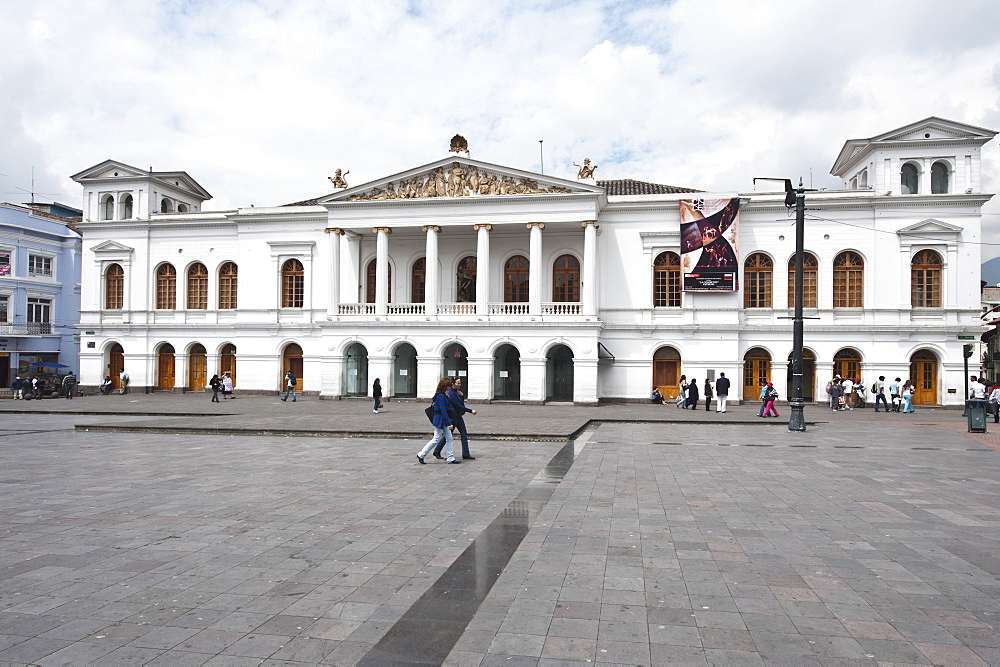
left=347, top=162, right=571, bottom=201
left=328, top=169, right=349, bottom=189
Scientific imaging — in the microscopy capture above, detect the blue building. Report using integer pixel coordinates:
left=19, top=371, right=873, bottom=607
left=0, top=203, right=82, bottom=388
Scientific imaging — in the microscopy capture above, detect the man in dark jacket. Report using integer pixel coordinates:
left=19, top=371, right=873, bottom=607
left=715, top=373, right=731, bottom=413
left=686, top=379, right=699, bottom=409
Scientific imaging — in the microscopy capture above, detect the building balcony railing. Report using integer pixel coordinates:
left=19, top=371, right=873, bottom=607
left=490, top=302, right=528, bottom=315
left=0, top=323, right=53, bottom=335
left=336, top=301, right=582, bottom=317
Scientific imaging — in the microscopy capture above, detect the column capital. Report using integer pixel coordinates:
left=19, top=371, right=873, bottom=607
left=581, top=220, right=600, bottom=229
left=526, top=222, right=545, bottom=230
left=421, top=225, right=441, bottom=233
left=474, top=223, right=493, bottom=232
left=324, top=227, right=345, bottom=235
left=373, top=226, right=392, bottom=235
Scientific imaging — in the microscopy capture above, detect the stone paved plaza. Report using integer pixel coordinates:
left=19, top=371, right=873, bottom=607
left=0, top=395, right=998, bottom=665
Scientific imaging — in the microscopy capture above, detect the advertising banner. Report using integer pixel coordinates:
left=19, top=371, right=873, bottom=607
left=679, top=197, right=740, bottom=292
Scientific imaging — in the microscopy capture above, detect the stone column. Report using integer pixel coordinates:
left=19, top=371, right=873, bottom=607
left=374, top=227, right=391, bottom=316
left=475, top=224, right=491, bottom=315
left=527, top=222, right=544, bottom=316
left=325, top=227, right=343, bottom=317
left=423, top=225, right=440, bottom=316
left=581, top=220, right=599, bottom=316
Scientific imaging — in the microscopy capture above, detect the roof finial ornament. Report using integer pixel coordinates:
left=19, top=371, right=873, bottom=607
left=328, top=169, right=349, bottom=189
left=574, top=158, right=597, bottom=179
left=449, top=134, right=469, bottom=154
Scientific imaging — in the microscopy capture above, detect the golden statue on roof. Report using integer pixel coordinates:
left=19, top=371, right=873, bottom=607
left=328, top=169, right=349, bottom=189
left=449, top=134, right=469, bottom=153
left=574, top=158, right=597, bottom=179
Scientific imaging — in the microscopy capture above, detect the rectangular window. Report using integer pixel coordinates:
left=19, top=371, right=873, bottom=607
left=27, top=297, right=51, bottom=334
left=28, top=255, right=52, bottom=277
left=0, top=251, right=10, bottom=277
left=0, top=295, right=7, bottom=322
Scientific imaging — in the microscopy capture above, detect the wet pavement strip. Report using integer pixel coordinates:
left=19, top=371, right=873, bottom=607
left=357, top=427, right=593, bottom=665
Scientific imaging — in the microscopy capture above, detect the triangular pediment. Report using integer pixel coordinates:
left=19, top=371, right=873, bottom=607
left=317, top=157, right=603, bottom=204
left=90, top=240, right=135, bottom=253
left=896, top=218, right=964, bottom=237
left=71, top=160, right=148, bottom=182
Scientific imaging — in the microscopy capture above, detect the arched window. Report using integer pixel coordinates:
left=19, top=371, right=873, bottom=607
left=833, top=348, right=862, bottom=381
left=160, top=198, right=172, bottom=213
left=411, top=258, right=425, bottom=303
left=218, top=262, right=237, bottom=309
left=552, top=254, right=580, bottom=302
left=187, top=263, right=208, bottom=309
left=833, top=251, right=864, bottom=308
left=787, top=252, right=818, bottom=308
left=102, top=195, right=115, bottom=221
left=653, top=251, right=681, bottom=307
left=156, top=264, right=176, bottom=309
left=281, top=259, right=304, bottom=308
left=457, top=256, right=477, bottom=302
left=931, top=161, right=949, bottom=194
left=105, top=264, right=124, bottom=310
left=365, top=259, right=391, bottom=303
left=504, top=255, right=529, bottom=302
left=120, top=194, right=133, bottom=219
left=911, top=249, right=942, bottom=307
left=859, top=169, right=868, bottom=189
left=901, top=163, right=919, bottom=194
left=743, top=253, right=772, bottom=308
left=177, top=203, right=188, bottom=213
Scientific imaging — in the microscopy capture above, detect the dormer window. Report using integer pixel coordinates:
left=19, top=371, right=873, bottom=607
left=901, top=163, right=919, bottom=194
left=160, top=198, right=173, bottom=213
left=931, top=161, right=949, bottom=194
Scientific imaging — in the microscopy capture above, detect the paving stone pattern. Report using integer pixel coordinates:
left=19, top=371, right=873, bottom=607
left=0, top=399, right=996, bottom=665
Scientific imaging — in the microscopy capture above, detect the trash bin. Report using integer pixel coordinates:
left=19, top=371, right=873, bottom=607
left=966, top=399, right=988, bottom=433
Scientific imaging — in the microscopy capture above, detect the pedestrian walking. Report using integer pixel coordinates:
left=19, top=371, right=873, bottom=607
left=685, top=378, right=699, bottom=409
left=757, top=381, right=769, bottom=417
left=873, top=376, right=889, bottom=413
left=675, top=375, right=688, bottom=408
left=372, top=378, right=383, bottom=413
left=281, top=370, right=297, bottom=402
left=222, top=372, right=234, bottom=399
left=434, top=377, right=478, bottom=460
left=761, top=382, right=780, bottom=417
left=417, top=377, right=460, bottom=464
left=889, top=377, right=902, bottom=412
left=901, top=379, right=915, bottom=413
left=714, top=372, right=730, bottom=412
left=703, top=378, right=713, bottom=411
left=62, top=371, right=77, bottom=399
left=989, top=384, right=1000, bottom=423
left=209, top=374, right=221, bottom=402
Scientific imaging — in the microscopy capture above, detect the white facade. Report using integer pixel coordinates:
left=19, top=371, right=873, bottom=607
left=72, top=118, right=995, bottom=405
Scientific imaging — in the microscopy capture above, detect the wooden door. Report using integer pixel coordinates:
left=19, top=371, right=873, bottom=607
left=189, top=352, right=207, bottom=391
left=653, top=359, right=680, bottom=399
left=910, top=352, right=937, bottom=405
left=109, top=345, right=124, bottom=390
left=743, top=349, right=771, bottom=400
left=158, top=351, right=175, bottom=390
left=289, top=356, right=303, bottom=391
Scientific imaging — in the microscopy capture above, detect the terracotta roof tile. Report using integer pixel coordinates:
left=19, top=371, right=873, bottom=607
left=597, top=179, right=701, bottom=195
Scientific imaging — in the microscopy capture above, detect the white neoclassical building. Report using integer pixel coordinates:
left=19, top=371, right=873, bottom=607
left=71, top=117, right=995, bottom=406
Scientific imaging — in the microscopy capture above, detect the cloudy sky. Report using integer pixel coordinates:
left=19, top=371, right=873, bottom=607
left=4, top=0, right=1000, bottom=254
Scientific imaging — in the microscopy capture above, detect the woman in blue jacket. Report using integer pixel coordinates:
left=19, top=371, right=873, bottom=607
left=417, top=378, right=460, bottom=464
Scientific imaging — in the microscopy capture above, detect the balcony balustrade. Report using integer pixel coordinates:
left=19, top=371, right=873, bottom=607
left=336, top=302, right=582, bottom=317
left=0, top=323, right=53, bottom=335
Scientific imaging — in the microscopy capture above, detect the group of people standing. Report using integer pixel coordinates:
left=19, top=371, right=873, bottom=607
left=864, top=376, right=915, bottom=413
left=9, top=372, right=77, bottom=399
left=657, top=373, right=732, bottom=412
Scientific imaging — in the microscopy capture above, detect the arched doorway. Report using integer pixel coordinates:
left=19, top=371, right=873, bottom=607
left=157, top=343, right=175, bottom=390
left=653, top=346, right=681, bottom=400
left=109, top=343, right=124, bottom=390
left=282, top=343, right=303, bottom=392
left=443, top=343, right=468, bottom=381
left=220, top=344, right=236, bottom=386
left=394, top=343, right=417, bottom=398
left=189, top=344, right=207, bottom=391
left=786, top=349, right=816, bottom=402
left=743, top=348, right=771, bottom=401
left=493, top=344, right=521, bottom=400
left=910, top=349, right=938, bottom=405
left=345, top=342, right=368, bottom=396
left=546, top=344, right=574, bottom=402
left=833, top=348, right=862, bottom=382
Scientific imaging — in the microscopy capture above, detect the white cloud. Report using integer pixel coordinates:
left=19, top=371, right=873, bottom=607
left=3, top=0, right=1000, bottom=253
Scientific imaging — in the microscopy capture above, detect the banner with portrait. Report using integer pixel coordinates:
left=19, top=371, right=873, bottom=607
left=679, top=197, right=740, bottom=292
